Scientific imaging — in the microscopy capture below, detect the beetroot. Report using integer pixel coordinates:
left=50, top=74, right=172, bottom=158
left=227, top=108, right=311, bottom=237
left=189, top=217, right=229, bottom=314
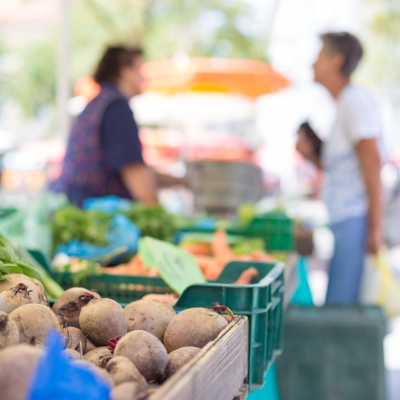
left=0, top=345, right=44, bottom=400
left=110, top=382, right=147, bottom=400
left=147, top=382, right=161, bottom=396
left=106, top=356, right=148, bottom=389
left=66, top=327, right=87, bottom=353
left=52, top=288, right=100, bottom=328
left=163, top=308, right=227, bottom=353
left=73, top=360, right=114, bottom=388
left=0, top=311, right=19, bottom=349
left=124, top=299, right=175, bottom=341
left=160, top=346, right=201, bottom=382
left=84, top=346, right=113, bottom=368
left=9, top=304, right=62, bottom=345
left=0, top=283, right=33, bottom=314
left=79, top=298, right=127, bottom=346
left=114, top=330, right=168, bottom=382
left=85, top=338, right=97, bottom=354
left=0, top=274, right=49, bottom=307
left=64, top=348, right=81, bottom=360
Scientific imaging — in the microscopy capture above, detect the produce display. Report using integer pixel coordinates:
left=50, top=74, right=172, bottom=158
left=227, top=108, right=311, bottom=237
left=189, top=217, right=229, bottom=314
left=181, top=230, right=275, bottom=280
left=160, top=347, right=201, bottom=383
left=52, top=256, right=104, bottom=287
left=101, top=254, right=159, bottom=277
left=163, top=307, right=228, bottom=352
left=0, top=310, right=19, bottom=349
left=52, top=205, right=112, bottom=249
left=0, top=198, right=288, bottom=399
left=0, top=344, right=43, bottom=400
left=121, top=203, right=178, bottom=242
left=0, top=275, right=235, bottom=400
left=100, top=230, right=273, bottom=283
left=0, top=283, right=33, bottom=313
left=124, top=299, right=176, bottom=342
left=0, top=236, right=63, bottom=298
left=52, top=203, right=178, bottom=251
left=52, top=288, right=101, bottom=329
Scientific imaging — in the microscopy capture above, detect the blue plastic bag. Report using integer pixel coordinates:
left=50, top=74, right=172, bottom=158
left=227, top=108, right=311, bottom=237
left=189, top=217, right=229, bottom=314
left=27, top=330, right=111, bottom=400
left=84, top=195, right=132, bottom=214
left=55, top=214, right=140, bottom=264
left=194, top=218, right=217, bottom=230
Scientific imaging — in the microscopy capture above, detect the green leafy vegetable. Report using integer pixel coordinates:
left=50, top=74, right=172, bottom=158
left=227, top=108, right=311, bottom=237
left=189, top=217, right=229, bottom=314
left=53, top=257, right=102, bottom=287
left=0, top=236, right=64, bottom=299
left=52, top=205, right=112, bottom=250
left=122, top=204, right=178, bottom=242
left=0, top=236, right=38, bottom=280
left=0, top=237, right=19, bottom=264
left=55, top=259, right=102, bottom=288
left=72, top=262, right=102, bottom=287
left=231, top=238, right=265, bottom=256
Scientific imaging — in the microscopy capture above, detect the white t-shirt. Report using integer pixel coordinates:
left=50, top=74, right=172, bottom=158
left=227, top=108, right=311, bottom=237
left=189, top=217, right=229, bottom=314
left=322, top=84, right=381, bottom=224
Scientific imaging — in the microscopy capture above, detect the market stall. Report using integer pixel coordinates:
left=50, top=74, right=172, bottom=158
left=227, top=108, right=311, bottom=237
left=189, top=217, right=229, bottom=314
left=0, top=199, right=289, bottom=400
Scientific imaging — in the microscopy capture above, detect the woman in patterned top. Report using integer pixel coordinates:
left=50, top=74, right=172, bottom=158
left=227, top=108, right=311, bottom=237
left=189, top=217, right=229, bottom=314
left=51, top=46, right=160, bottom=207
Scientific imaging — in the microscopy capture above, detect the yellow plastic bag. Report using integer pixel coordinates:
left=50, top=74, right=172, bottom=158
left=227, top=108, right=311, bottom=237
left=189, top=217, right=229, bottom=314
left=359, top=248, right=400, bottom=319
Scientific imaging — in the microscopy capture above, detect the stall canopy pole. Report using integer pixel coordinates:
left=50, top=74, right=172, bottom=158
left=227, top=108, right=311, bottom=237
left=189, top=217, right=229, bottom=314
left=57, top=0, right=71, bottom=140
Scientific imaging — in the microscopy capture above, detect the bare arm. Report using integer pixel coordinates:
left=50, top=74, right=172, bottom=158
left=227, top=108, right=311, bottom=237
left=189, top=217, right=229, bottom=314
left=356, top=138, right=382, bottom=253
left=120, top=163, right=158, bottom=205
left=156, top=172, right=185, bottom=188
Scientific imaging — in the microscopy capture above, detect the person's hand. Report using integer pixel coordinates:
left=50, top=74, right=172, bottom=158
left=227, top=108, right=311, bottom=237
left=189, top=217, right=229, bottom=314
left=366, top=226, right=384, bottom=254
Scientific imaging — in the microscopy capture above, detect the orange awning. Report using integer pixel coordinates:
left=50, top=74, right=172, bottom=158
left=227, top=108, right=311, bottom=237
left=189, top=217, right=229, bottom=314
left=141, top=57, right=289, bottom=98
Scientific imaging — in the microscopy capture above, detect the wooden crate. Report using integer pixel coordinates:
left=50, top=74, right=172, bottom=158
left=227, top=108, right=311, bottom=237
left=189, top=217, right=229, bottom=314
left=149, top=316, right=249, bottom=400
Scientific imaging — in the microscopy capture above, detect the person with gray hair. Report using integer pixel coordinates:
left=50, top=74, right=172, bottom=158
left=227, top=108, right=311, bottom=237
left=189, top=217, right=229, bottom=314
left=296, top=32, right=382, bottom=304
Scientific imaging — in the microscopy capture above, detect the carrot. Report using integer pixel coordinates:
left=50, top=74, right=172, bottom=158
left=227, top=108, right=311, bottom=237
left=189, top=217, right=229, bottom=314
left=180, top=242, right=212, bottom=256
left=147, top=268, right=160, bottom=277
left=251, top=250, right=275, bottom=262
left=101, top=265, right=131, bottom=275
left=193, top=255, right=223, bottom=280
left=233, top=254, right=253, bottom=262
left=211, top=230, right=235, bottom=265
left=127, top=254, right=144, bottom=268
left=233, top=267, right=259, bottom=285
left=101, top=255, right=159, bottom=277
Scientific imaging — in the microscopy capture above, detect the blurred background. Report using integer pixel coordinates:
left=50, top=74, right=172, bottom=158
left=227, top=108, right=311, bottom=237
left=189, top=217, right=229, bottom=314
left=1, top=1, right=400, bottom=399
left=1, top=0, right=399, bottom=198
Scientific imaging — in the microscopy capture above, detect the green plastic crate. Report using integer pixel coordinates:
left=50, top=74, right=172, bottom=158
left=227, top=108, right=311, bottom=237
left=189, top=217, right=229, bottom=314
left=176, top=261, right=285, bottom=391
left=180, top=211, right=294, bottom=251
left=236, top=213, right=294, bottom=251
left=29, top=251, right=285, bottom=392
left=276, top=305, right=386, bottom=400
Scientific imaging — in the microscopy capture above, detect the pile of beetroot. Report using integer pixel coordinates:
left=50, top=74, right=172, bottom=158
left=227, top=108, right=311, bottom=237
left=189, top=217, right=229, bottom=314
left=0, top=273, right=232, bottom=400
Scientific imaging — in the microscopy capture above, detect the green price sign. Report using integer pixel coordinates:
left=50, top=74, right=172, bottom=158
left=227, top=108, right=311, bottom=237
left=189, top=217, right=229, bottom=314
left=139, top=237, right=206, bottom=294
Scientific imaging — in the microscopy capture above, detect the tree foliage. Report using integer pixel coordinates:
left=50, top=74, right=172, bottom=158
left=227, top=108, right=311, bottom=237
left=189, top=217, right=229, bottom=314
left=358, top=0, right=400, bottom=103
left=6, top=0, right=270, bottom=118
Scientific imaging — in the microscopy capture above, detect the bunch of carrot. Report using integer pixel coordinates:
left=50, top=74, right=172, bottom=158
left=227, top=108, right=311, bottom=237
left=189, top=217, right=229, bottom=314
left=180, top=230, right=275, bottom=280
left=101, top=254, right=159, bottom=277
left=101, top=230, right=274, bottom=283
